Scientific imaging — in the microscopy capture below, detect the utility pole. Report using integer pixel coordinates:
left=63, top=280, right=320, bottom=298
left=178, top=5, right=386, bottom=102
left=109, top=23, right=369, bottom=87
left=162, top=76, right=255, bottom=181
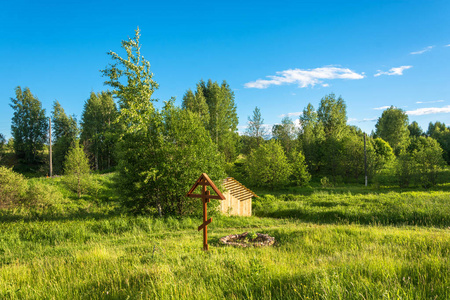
left=49, top=117, right=52, bottom=177
left=364, top=132, right=367, bottom=187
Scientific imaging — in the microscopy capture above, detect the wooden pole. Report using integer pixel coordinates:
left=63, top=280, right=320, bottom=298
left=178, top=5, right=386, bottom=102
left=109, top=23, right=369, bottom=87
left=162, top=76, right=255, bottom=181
left=49, top=117, right=52, bottom=178
left=202, top=185, right=209, bottom=251
left=364, top=133, right=367, bottom=187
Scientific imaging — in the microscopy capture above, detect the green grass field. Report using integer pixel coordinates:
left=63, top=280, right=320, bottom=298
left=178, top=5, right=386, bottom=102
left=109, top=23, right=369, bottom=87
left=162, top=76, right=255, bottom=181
left=0, top=175, right=449, bottom=299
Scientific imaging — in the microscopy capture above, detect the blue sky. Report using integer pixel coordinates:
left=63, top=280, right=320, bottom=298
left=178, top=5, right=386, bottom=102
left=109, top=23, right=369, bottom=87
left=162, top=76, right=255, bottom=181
left=1, top=0, right=449, bottom=139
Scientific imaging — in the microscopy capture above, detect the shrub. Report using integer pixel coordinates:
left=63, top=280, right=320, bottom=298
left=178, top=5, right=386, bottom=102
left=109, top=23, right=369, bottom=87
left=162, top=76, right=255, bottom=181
left=0, top=167, right=66, bottom=214
left=0, top=166, right=27, bottom=207
left=246, top=140, right=292, bottom=188
left=64, top=140, right=91, bottom=198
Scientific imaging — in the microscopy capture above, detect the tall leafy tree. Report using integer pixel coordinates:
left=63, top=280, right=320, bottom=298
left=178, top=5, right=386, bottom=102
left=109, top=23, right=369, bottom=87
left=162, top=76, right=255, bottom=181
left=102, top=29, right=225, bottom=216
left=272, top=117, right=297, bottom=154
left=101, top=27, right=158, bottom=133
left=375, top=106, right=410, bottom=155
left=52, top=100, right=78, bottom=174
left=289, top=149, right=311, bottom=186
left=317, top=93, right=348, bottom=139
left=10, top=87, right=48, bottom=164
left=426, top=121, right=450, bottom=164
left=245, top=106, right=266, bottom=151
left=200, top=79, right=239, bottom=162
left=247, top=106, right=266, bottom=139
left=408, top=121, right=423, bottom=137
left=80, top=91, right=118, bottom=170
left=298, top=103, right=325, bottom=173
left=181, top=83, right=209, bottom=128
left=245, top=140, right=292, bottom=188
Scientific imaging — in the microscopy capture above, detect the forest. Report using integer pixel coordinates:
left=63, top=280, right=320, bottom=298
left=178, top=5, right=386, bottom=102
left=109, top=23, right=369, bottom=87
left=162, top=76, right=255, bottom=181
left=1, top=29, right=450, bottom=215
left=0, top=29, right=449, bottom=299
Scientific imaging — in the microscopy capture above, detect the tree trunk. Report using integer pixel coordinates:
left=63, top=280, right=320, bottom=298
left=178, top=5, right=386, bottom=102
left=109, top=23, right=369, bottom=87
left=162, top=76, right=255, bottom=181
left=77, top=175, right=81, bottom=198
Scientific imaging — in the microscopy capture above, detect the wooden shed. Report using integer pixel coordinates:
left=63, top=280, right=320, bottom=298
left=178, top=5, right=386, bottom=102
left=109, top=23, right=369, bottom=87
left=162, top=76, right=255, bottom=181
left=219, top=177, right=258, bottom=216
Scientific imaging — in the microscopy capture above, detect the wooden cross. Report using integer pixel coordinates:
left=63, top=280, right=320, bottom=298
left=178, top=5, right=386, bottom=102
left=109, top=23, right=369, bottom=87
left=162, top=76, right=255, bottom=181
left=186, top=173, right=225, bottom=251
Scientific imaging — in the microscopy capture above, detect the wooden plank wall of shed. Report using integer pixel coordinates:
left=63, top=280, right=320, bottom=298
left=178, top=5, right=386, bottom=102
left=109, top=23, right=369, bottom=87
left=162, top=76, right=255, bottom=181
left=220, top=191, right=251, bottom=216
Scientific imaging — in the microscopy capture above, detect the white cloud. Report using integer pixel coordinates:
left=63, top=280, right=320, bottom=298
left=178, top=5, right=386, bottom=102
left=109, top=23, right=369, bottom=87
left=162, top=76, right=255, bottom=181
left=445, top=44, right=450, bottom=47
left=416, top=100, right=444, bottom=104
left=278, top=112, right=302, bottom=118
left=322, top=83, right=330, bottom=87
left=406, top=105, right=450, bottom=116
left=348, top=118, right=377, bottom=123
left=244, top=66, right=365, bottom=89
left=374, top=66, right=412, bottom=77
left=373, top=106, right=392, bottom=110
left=410, top=46, right=434, bottom=55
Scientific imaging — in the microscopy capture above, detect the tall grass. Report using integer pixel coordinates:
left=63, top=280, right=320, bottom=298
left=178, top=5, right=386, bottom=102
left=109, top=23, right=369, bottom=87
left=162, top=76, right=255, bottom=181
left=253, top=189, right=450, bottom=227
left=0, top=175, right=449, bottom=299
left=0, top=215, right=449, bottom=299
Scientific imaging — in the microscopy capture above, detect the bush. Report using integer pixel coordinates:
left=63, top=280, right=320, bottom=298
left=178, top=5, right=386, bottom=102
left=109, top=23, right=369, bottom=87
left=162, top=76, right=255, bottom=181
left=63, top=140, right=91, bottom=198
left=0, top=166, right=27, bottom=207
left=246, top=140, right=292, bottom=188
left=0, top=166, right=66, bottom=214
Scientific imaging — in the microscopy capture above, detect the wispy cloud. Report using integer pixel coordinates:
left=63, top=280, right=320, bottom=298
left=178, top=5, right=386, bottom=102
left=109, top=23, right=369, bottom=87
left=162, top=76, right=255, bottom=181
left=445, top=44, right=450, bottom=47
left=410, top=46, right=434, bottom=55
left=416, top=100, right=444, bottom=104
left=373, top=106, right=392, bottom=110
left=407, top=105, right=450, bottom=116
left=244, top=66, right=365, bottom=89
left=278, top=112, right=302, bottom=118
left=374, top=66, right=412, bottom=77
left=348, top=118, right=377, bottom=123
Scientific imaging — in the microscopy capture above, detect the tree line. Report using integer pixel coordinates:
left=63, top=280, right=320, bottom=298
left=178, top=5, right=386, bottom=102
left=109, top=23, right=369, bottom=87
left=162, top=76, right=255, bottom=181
left=1, top=28, right=449, bottom=216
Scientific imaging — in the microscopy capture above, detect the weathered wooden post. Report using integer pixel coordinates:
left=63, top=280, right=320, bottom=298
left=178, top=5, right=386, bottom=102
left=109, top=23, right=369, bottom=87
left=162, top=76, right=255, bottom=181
left=186, top=173, right=225, bottom=251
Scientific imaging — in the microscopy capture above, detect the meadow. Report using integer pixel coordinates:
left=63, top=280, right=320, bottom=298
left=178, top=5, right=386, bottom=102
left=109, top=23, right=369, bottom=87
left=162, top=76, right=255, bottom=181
left=0, top=174, right=449, bottom=299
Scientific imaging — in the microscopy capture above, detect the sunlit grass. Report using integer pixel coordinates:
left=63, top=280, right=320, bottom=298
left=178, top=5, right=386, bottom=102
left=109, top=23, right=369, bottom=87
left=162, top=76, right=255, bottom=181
left=1, top=176, right=449, bottom=299
left=0, top=215, right=449, bottom=299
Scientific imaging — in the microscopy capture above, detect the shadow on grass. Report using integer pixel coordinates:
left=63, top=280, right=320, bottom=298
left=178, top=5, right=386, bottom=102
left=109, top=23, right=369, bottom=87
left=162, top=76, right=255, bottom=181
left=254, top=208, right=450, bottom=228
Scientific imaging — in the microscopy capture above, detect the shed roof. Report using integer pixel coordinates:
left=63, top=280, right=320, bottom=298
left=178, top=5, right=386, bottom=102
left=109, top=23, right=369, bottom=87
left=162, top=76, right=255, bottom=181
left=223, top=177, right=258, bottom=199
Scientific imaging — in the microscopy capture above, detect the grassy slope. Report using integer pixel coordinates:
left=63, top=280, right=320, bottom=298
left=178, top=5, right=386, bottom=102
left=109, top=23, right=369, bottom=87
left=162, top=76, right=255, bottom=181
left=0, top=176, right=449, bottom=299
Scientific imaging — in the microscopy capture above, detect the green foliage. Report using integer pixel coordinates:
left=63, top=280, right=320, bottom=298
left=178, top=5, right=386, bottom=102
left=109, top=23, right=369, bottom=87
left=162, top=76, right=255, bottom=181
left=181, top=83, right=209, bottom=128
left=0, top=166, right=65, bottom=213
left=52, top=100, right=78, bottom=174
left=246, top=140, right=292, bottom=188
left=427, top=121, right=450, bottom=164
left=101, top=27, right=158, bottom=133
left=246, top=106, right=266, bottom=141
left=64, top=140, right=91, bottom=198
left=396, top=137, right=445, bottom=188
left=298, top=103, right=325, bottom=173
left=317, top=93, right=348, bottom=139
left=10, top=86, right=48, bottom=164
left=0, top=166, right=27, bottom=207
left=80, top=91, right=119, bottom=171
left=117, top=101, right=226, bottom=216
left=375, top=106, right=410, bottom=155
left=410, top=136, right=446, bottom=187
left=272, top=116, right=296, bottom=154
left=408, top=121, right=423, bottom=137
left=289, top=150, right=311, bottom=186
left=0, top=133, right=5, bottom=163
left=200, top=79, right=239, bottom=162
left=320, top=176, right=333, bottom=188
left=102, top=30, right=226, bottom=216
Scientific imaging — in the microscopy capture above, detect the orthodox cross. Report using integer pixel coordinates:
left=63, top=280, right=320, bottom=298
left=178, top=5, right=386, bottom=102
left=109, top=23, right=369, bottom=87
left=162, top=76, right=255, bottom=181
left=186, top=173, right=225, bottom=251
